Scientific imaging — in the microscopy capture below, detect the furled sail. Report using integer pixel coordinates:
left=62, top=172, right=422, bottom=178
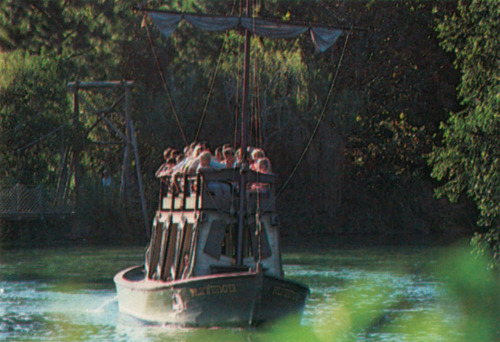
left=149, top=12, right=342, bottom=53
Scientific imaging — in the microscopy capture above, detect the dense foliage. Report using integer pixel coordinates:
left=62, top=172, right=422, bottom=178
left=0, top=0, right=494, bottom=259
left=430, top=0, right=499, bottom=266
left=0, top=52, right=71, bottom=185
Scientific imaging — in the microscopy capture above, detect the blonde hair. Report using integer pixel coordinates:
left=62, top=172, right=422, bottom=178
left=198, top=151, right=212, bottom=167
left=251, top=148, right=265, bottom=161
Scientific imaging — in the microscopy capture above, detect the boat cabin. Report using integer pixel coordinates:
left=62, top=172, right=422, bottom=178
left=145, top=168, right=284, bottom=282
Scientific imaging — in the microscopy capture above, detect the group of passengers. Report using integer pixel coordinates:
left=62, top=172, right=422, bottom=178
left=155, top=141, right=272, bottom=179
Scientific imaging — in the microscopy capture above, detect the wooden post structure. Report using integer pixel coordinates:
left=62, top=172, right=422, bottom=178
left=72, top=82, right=83, bottom=212
left=130, top=122, right=150, bottom=238
left=121, top=84, right=133, bottom=209
left=66, top=80, right=150, bottom=238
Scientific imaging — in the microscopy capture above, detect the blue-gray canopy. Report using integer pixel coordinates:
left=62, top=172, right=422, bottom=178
left=149, top=12, right=343, bottom=53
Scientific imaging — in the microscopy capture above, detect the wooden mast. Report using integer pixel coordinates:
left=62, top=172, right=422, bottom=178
left=236, top=0, right=252, bottom=265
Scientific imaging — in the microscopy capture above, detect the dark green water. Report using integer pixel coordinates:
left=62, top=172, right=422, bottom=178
left=0, top=244, right=488, bottom=341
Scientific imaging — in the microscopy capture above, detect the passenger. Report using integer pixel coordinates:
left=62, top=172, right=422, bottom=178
left=257, top=157, right=272, bottom=174
left=194, top=151, right=213, bottom=192
left=247, top=146, right=255, bottom=157
left=250, top=149, right=265, bottom=171
left=174, top=142, right=195, bottom=172
left=168, top=143, right=195, bottom=192
left=176, top=153, right=184, bottom=165
left=249, top=157, right=272, bottom=193
left=169, top=146, right=190, bottom=189
left=156, top=148, right=173, bottom=177
left=165, top=158, right=177, bottom=175
left=246, top=147, right=255, bottom=165
left=198, top=143, right=225, bottom=169
left=215, top=146, right=223, bottom=163
left=209, top=154, right=226, bottom=169
left=170, top=149, right=180, bottom=159
left=185, top=145, right=204, bottom=174
left=198, top=151, right=230, bottom=196
left=196, top=151, right=213, bottom=173
left=223, top=147, right=235, bottom=168
left=163, top=148, right=172, bottom=159
left=169, top=154, right=185, bottom=189
left=192, top=149, right=225, bottom=170
left=199, top=141, right=209, bottom=152
left=172, top=146, right=193, bottom=174
left=188, top=141, right=197, bottom=154
left=234, top=148, right=242, bottom=167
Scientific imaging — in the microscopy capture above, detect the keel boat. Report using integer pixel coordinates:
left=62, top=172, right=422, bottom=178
left=115, top=3, right=345, bottom=327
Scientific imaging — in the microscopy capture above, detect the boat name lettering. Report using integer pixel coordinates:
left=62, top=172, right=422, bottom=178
left=272, top=286, right=301, bottom=301
left=189, top=284, right=237, bottom=297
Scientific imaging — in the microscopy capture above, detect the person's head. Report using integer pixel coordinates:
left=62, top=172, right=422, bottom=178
left=235, top=148, right=242, bottom=162
left=186, top=141, right=197, bottom=156
left=257, top=157, right=271, bottom=173
left=193, top=145, right=203, bottom=158
left=171, top=149, right=180, bottom=158
left=163, top=148, right=172, bottom=160
left=251, top=149, right=265, bottom=162
left=199, top=151, right=212, bottom=167
left=215, top=146, right=223, bottom=162
left=245, top=146, right=256, bottom=163
left=223, top=147, right=235, bottom=166
left=199, top=141, right=209, bottom=152
left=167, top=158, right=177, bottom=168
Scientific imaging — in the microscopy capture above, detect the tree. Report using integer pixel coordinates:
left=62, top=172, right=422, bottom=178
left=430, top=0, right=500, bottom=266
left=0, top=0, right=477, bottom=243
left=0, top=52, right=72, bottom=185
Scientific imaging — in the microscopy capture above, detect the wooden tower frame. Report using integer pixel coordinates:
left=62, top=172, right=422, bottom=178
left=66, top=80, right=149, bottom=237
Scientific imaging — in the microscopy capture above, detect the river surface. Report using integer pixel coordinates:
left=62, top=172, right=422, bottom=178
left=0, top=243, right=478, bottom=341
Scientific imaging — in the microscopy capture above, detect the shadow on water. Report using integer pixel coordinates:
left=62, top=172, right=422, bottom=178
left=0, top=246, right=143, bottom=290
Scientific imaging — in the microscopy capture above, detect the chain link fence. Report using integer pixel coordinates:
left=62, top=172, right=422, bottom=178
left=0, top=184, right=74, bottom=219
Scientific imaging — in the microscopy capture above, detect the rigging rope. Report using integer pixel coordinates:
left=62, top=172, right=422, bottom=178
left=194, top=32, right=229, bottom=143
left=16, top=119, right=73, bottom=152
left=0, top=111, right=45, bottom=140
left=271, top=31, right=351, bottom=206
left=195, top=0, right=240, bottom=144
left=144, top=15, right=189, bottom=146
left=233, top=1, right=244, bottom=151
left=251, top=16, right=263, bottom=149
left=250, top=0, right=264, bottom=265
